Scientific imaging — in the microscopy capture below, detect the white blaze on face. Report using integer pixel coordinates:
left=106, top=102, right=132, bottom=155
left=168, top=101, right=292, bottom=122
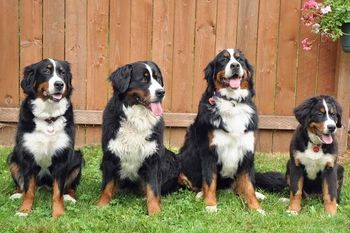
left=144, top=63, right=164, bottom=117
left=224, top=49, right=244, bottom=78
left=47, top=58, right=66, bottom=95
left=144, top=63, right=163, bottom=102
left=322, top=99, right=336, bottom=134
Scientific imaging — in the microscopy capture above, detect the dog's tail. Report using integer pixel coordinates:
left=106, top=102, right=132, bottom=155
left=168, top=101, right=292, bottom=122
left=255, top=172, right=288, bottom=192
left=160, top=148, right=181, bottom=195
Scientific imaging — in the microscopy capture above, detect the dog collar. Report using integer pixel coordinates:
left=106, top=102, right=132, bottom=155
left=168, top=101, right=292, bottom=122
left=44, top=117, right=59, bottom=124
left=208, top=91, right=243, bottom=106
left=308, top=139, right=322, bottom=153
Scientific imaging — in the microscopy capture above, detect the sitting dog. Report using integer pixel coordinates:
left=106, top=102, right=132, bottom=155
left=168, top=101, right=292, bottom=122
left=8, top=58, right=84, bottom=218
left=178, top=49, right=264, bottom=213
left=97, top=61, right=179, bottom=215
left=256, top=95, right=344, bottom=215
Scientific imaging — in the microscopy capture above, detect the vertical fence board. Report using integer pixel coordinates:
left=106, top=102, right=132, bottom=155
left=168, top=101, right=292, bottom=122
left=317, top=41, right=337, bottom=95
left=130, top=0, right=152, bottom=61
left=66, top=0, right=87, bottom=146
left=109, top=0, right=131, bottom=80
left=192, top=0, right=217, bottom=111
left=273, top=0, right=300, bottom=152
left=152, top=0, right=175, bottom=112
left=20, top=0, right=43, bottom=101
left=169, top=0, right=196, bottom=146
left=86, top=0, right=109, bottom=144
left=236, top=0, right=259, bottom=63
left=43, top=0, right=65, bottom=59
left=0, top=1, right=19, bottom=144
left=296, top=0, right=319, bottom=104
left=215, top=0, right=239, bottom=52
left=255, top=0, right=279, bottom=152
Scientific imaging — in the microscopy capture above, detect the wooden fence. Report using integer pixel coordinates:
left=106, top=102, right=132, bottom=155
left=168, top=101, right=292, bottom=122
left=0, top=0, right=349, bottom=153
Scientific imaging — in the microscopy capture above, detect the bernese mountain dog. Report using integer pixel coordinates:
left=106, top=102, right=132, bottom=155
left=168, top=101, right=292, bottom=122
left=256, top=95, right=344, bottom=215
left=178, top=49, right=265, bottom=213
left=96, top=61, right=180, bottom=215
left=7, top=58, right=84, bottom=218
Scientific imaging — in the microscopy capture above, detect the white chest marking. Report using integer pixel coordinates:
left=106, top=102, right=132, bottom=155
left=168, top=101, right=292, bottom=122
left=23, top=116, right=70, bottom=169
left=295, top=142, right=334, bottom=180
left=211, top=100, right=255, bottom=178
left=107, top=105, right=160, bottom=181
left=31, top=97, right=69, bottom=119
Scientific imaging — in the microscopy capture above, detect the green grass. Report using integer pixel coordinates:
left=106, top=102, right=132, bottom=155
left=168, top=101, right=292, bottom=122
left=1, top=147, right=350, bottom=233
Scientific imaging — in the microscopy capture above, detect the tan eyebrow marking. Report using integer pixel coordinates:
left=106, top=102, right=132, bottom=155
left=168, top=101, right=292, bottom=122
left=223, top=51, right=230, bottom=58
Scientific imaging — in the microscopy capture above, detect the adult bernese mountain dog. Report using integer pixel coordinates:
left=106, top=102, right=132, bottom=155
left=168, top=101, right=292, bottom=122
left=8, top=58, right=84, bottom=218
left=178, top=49, right=265, bottom=213
left=96, top=61, right=179, bottom=215
left=256, top=95, right=344, bottom=215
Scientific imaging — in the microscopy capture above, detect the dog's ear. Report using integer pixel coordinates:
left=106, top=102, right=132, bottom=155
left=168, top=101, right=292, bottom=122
left=109, top=64, right=132, bottom=94
left=294, top=97, right=318, bottom=126
left=62, top=61, right=73, bottom=97
left=21, top=63, right=37, bottom=96
left=204, top=61, right=215, bottom=82
left=331, top=97, right=343, bottom=128
left=245, top=58, right=254, bottom=79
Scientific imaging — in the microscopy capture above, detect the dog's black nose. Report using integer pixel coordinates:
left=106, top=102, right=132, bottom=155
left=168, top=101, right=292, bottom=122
left=327, top=125, right=336, bottom=133
left=156, top=89, right=165, bottom=98
left=54, top=81, right=64, bottom=91
left=230, top=63, right=240, bottom=70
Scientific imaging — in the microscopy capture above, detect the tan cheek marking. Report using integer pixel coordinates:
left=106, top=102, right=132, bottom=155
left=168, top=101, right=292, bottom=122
left=126, top=89, right=150, bottom=104
left=240, top=79, right=249, bottom=89
left=214, top=70, right=225, bottom=90
left=37, top=81, right=50, bottom=100
left=309, top=122, right=326, bottom=133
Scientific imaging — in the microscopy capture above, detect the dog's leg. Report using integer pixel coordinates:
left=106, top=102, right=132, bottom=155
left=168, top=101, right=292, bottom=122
left=234, top=172, right=261, bottom=211
left=16, top=176, right=36, bottom=216
left=201, top=150, right=218, bottom=213
left=336, top=164, right=344, bottom=204
left=52, top=179, right=65, bottom=218
left=288, top=160, right=304, bottom=214
left=323, top=166, right=337, bottom=215
left=97, top=180, right=117, bottom=207
left=145, top=183, right=161, bottom=216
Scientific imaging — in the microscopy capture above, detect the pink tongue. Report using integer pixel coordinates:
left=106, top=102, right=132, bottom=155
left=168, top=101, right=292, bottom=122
left=52, top=94, right=62, bottom=100
left=150, top=102, right=163, bottom=116
left=321, top=134, right=333, bottom=144
left=229, top=79, right=241, bottom=89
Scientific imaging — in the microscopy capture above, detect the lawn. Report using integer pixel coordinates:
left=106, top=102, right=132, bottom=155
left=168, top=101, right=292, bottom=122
left=1, top=146, right=350, bottom=233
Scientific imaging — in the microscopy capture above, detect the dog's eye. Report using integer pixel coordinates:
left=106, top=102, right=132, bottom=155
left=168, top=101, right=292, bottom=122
left=141, top=76, right=148, bottom=83
left=59, top=69, right=66, bottom=75
left=43, top=68, right=51, bottom=74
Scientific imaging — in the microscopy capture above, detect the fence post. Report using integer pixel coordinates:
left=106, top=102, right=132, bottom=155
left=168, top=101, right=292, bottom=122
left=335, top=42, right=350, bottom=155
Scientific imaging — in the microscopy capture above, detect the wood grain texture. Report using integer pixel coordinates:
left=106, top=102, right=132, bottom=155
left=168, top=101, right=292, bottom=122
left=152, top=0, right=175, bottom=112
left=130, top=0, right=152, bottom=61
left=215, top=0, right=239, bottom=52
left=0, top=0, right=19, bottom=108
left=43, top=0, right=64, bottom=59
left=192, top=0, right=217, bottom=111
left=19, top=0, right=43, bottom=101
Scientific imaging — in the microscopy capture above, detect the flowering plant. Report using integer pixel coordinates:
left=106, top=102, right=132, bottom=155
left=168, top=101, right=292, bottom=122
left=301, top=0, right=350, bottom=50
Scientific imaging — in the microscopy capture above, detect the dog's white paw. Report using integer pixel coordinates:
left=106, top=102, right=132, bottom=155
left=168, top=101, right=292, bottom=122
left=286, top=209, right=298, bottom=215
left=255, top=191, right=266, bottom=200
left=15, top=211, right=28, bottom=217
left=195, top=191, right=203, bottom=200
left=205, top=205, right=218, bottom=213
left=63, top=194, right=76, bottom=203
left=256, top=208, right=266, bottom=215
left=10, top=193, right=23, bottom=200
left=279, top=198, right=290, bottom=203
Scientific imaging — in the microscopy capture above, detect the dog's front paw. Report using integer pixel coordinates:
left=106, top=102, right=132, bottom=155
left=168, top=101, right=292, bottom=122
left=15, top=211, right=29, bottom=217
left=63, top=194, right=77, bottom=203
left=256, top=208, right=266, bottom=215
left=255, top=191, right=266, bottom=200
left=195, top=191, right=203, bottom=200
left=205, top=205, right=218, bottom=213
left=286, top=209, right=299, bottom=216
left=10, top=193, right=23, bottom=200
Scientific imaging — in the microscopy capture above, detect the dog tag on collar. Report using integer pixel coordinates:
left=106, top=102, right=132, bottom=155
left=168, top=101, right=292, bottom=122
left=313, top=145, right=320, bottom=153
left=46, top=125, right=55, bottom=135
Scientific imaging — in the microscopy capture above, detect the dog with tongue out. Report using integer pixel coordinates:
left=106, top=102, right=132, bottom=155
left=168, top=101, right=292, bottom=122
left=97, top=61, right=180, bottom=216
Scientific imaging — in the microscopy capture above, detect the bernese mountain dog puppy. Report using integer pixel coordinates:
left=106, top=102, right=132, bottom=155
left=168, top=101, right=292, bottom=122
left=256, top=95, right=344, bottom=215
left=178, top=49, right=264, bottom=213
left=97, top=61, right=179, bottom=215
left=8, top=59, right=84, bottom=218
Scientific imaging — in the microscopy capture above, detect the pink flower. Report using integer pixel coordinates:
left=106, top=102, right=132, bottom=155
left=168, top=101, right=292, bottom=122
left=320, top=6, right=331, bottom=14
left=301, top=38, right=312, bottom=51
left=303, top=0, right=318, bottom=10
